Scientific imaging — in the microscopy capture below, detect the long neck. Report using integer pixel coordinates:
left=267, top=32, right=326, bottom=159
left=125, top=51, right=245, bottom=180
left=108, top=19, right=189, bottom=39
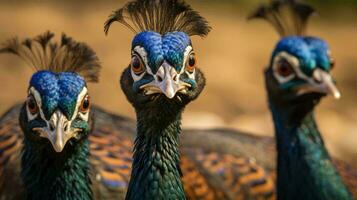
left=125, top=108, right=186, bottom=200
left=21, top=135, right=92, bottom=200
left=269, top=101, right=353, bottom=200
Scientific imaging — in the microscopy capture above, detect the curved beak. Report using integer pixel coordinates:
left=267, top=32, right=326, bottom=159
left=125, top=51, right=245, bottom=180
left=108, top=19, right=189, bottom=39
left=33, top=110, right=74, bottom=152
left=296, top=68, right=341, bottom=99
left=140, top=62, right=189, bottom=99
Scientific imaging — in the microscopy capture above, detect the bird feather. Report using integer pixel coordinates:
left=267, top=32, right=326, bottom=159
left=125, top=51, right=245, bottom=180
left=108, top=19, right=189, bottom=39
left=104, top=0, right=211, bottom=37
left=248, top=0, right=315, bottom=37
left=0, top=31, right=101, bottom=82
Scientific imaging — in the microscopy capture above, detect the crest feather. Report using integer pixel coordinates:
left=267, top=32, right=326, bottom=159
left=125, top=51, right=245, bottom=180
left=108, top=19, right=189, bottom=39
left=0, top=31, right=101, bottom=82
left=248, top=0, right=315, bottom=37
left=104, top=0, right=211, bottom=37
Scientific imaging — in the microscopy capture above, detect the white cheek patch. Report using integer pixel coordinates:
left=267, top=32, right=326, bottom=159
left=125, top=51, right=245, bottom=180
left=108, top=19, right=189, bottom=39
left=27, top=87, right=46, bottom=122
left=273, top=51, right=314, bottom=84
left=71, top=87, right=89, bottom=122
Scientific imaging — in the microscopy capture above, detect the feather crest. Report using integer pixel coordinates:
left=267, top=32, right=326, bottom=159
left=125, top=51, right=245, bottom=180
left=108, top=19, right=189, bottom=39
left=104, top=0, right=211, bottom=37
left=248, top=0, right=315, bottom=37
left=0, top=31, right=101, bottom=82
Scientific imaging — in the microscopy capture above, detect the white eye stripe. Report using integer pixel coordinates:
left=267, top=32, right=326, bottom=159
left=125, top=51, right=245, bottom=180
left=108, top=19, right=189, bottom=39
left=72, top=87, right=89, bottom=122
left=27, top=87, right=46, bottom=121
left=132, top=46, right=152, bottom=82
left=273, top=51, right=313, bottom=84
left=182, top=46, right=196, bottom=80
left=182, top=46, right=193, bottom=74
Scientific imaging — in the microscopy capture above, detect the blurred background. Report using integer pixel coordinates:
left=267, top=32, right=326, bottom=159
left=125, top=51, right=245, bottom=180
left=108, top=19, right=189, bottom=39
left=0, top=0, right=356, bottom=167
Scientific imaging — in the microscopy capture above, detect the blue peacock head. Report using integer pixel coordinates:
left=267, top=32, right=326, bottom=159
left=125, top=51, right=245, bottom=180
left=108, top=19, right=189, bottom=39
left=0, top=32, right=101, bottom=152
left=105, top=0, right=210, bottom=109
left=249, top=0, right=340, bottom=106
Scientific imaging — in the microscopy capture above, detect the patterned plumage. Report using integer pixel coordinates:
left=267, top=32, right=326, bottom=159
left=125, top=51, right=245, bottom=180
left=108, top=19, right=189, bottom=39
left=249, top=0, right=356, bottom=199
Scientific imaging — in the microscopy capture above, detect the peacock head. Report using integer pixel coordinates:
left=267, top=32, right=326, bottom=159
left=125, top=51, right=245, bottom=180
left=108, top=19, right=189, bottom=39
left=249, top=0, right=339, bottom=108
left=1, top=32, right=101, bottom=152
left=266, top=36, right=339, bottom=104
left=24, top=71, right=91, bottom=152
left=105, top=0, right=210, bottom=110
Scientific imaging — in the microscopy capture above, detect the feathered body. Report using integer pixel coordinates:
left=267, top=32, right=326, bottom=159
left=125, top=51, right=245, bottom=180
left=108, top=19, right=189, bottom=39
left=250, top=0, right=355, bottom=199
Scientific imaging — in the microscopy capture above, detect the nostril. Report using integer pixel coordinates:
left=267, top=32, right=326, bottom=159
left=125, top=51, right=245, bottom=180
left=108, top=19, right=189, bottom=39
left=50, top=123, right=55, bottom=131
left=64, top=123, right=68, bottom=132
left=173, top=74, right=177, bottom=81
left=157, top=76, right=163, bottom=82
left=314, top=78, right=322, bottom=83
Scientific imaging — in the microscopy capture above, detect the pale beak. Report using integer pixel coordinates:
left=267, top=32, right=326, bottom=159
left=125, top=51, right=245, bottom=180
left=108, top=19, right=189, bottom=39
left=140, top=61, right=189, bottom=99
left=33, top=110, right=75, bottom=152
left=296, top=68, right=341, bottom=99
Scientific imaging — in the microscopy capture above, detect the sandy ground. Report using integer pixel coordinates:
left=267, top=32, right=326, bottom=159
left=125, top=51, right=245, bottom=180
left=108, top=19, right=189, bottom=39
left=0, top=1, right=356, bottom=167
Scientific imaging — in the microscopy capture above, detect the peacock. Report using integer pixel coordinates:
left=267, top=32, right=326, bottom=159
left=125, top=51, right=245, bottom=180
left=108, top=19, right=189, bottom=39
left=248, top=0, right=357, bottom=199
left=0, top=31, right=139, bottom=200
left=103, top=0, right=277, bottom=199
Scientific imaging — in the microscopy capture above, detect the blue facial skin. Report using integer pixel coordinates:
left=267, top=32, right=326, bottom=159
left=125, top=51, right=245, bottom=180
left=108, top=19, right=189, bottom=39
left=30, top=70, right=86, bottom=120
left=271, top=36, right=333, bottom=90
left=131, top=31, right=195, bottom=92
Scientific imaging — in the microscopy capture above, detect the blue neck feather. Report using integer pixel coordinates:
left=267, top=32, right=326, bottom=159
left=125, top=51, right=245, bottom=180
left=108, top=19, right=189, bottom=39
left=269, top=101, right=353, bottom=200
left=126, top=107, right=186, bottom=200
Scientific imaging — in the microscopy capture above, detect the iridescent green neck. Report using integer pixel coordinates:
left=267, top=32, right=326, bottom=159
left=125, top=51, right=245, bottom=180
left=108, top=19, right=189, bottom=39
left=21, top=139, right=92, bottom=200
left=269, top=102, right=353, bottom=200
left=126, top=108, right=186, bottom=200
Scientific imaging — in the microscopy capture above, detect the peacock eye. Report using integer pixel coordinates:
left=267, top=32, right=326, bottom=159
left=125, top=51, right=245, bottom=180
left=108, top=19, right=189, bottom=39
left=27, top=95, right=38, bottom=115
left=330, top=57, right=335, bottom=70
left=80, top=94, right=91, bottom=113
left=276, top=59, right=294, bottom=77
left=185, top=52, right=197, bottom=73
left=131, top=55, right=145, bottom=75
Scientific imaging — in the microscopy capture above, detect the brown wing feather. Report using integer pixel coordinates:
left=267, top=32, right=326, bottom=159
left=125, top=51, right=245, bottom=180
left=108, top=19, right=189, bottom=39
left=0, top=105, right=24, bottom=199
left=333, top=159, right=357, bottom=198
left=183, top=148, right=276, bottom=200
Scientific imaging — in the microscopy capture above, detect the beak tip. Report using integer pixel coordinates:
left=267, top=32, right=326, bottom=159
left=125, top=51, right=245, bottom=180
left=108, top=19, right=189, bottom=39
left=53, top=140, right=65, bottom=153
left=333, top=92, right=341, bottom=99
left=53, top=145, right=64, bottom=153
left=165, top=93, right=176, bottom=99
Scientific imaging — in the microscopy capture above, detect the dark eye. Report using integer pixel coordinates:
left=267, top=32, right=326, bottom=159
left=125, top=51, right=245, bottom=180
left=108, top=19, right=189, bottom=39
left=27, top=95, right=38, bottom=115
left=131, top=55, right=145, bottom=75
left=277, top=59, right=294, bottom=77
left=330, top=57, right=335, bottom=70
left=185, top=52, right=197, bottom=73
left=80, top=95, right=91, bottom=113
